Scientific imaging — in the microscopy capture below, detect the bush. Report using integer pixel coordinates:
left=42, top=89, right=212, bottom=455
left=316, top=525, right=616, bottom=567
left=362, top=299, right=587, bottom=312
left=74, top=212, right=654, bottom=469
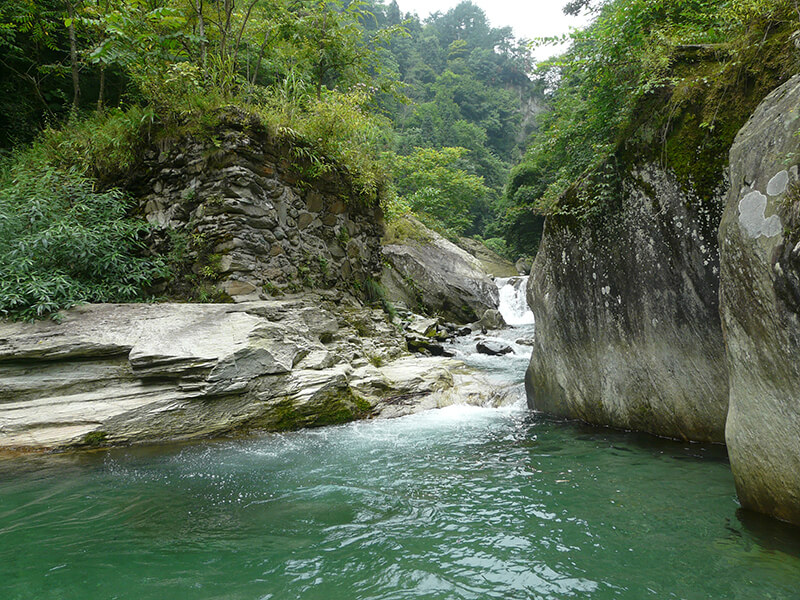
left=0, top=164, right=168, bottom=320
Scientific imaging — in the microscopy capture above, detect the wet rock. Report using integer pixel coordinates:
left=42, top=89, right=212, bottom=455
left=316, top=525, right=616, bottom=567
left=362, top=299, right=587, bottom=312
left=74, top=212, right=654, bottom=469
left=476, top=341, right=513, bottom=356
left=405, top=335, right=454, bottom=357
left=0, top=298, right=481, bottom=451
left=479, top=309, right=507, bottom=330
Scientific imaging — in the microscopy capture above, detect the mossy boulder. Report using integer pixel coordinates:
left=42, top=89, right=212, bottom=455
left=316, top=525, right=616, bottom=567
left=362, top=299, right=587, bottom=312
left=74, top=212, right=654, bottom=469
left=718, top=74, right=800, bottom=525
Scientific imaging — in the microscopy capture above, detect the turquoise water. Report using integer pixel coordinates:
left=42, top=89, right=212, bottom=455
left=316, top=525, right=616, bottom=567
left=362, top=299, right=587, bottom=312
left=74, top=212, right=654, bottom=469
left=2, top=399, right=800, bottom=600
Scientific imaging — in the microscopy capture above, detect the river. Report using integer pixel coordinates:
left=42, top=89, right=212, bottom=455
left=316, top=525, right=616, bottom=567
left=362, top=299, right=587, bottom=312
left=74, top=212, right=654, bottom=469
left=1, top=279, right=799, bottom=599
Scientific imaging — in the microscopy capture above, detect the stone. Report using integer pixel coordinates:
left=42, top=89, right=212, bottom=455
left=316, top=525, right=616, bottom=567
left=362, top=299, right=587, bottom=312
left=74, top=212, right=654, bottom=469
left=525, top=162, right=728, bottom=442
left=306, top=192, right=324, bottom=212
left=136, top=113, right=384, bottom=298
left=515, top=257, right=532, bottom=275
left=329, top=200, right=347, bottom=215
left=405, top=335, right=454, bottom=357
left=476, top=341, right=513, bottom=356
left=0, top=297, right=504, bottom=451
left=219, top=280, right=258, bottom=297
left=479, top=309, right=507, bottom=330
left=718, top=74, right=800, bottom=525
left=457, top=237, right=518, bottom=277
left=297, top=212, right=314, bottom=229
left=381, top=216, right=499, bottom=324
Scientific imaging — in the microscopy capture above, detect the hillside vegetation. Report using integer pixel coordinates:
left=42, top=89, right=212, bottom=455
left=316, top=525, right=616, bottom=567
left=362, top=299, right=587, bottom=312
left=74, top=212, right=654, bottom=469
left=0, top=0, right=536, bottom=318
left=504, top=0, right=800, bottom=254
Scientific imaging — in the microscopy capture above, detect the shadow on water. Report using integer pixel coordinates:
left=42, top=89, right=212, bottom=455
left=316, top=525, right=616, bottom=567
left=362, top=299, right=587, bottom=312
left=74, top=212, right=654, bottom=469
left=736, top=509, right=800, bottom=557
left=526, top=410, right=730, bottom=463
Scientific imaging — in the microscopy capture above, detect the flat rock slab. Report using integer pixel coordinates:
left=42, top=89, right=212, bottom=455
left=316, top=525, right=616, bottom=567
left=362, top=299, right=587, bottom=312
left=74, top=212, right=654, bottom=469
left=0, top=299, right=510, bottom=451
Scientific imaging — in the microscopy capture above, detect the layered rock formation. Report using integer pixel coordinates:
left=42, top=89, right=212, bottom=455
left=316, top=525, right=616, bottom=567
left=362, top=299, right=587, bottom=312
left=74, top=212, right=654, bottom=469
left=525, top=163, right=729, bottom=442
left=381, top=216, right=499, bottom=323
left=137, top=109, right=383, bottom=300
left=0, top=296, right=509, bottom=451
left=718, top=74, right=800, bottom=525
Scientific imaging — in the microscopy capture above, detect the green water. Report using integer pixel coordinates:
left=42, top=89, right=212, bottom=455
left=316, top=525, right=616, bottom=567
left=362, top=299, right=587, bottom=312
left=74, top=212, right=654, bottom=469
left=2, top=401, right=799, bottom=600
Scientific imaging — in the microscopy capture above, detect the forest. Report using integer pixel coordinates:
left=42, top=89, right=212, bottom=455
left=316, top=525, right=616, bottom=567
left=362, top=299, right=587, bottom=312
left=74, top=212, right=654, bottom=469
left=0, top=0, right=798, bottom=319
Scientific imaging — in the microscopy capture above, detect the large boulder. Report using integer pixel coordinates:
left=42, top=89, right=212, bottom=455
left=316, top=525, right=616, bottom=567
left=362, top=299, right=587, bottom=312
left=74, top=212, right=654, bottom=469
left=718, top=74, right=800, bottom=525
left=381, top=216, right=499, bottom=323
left=526, top=162, right=728, bottom=442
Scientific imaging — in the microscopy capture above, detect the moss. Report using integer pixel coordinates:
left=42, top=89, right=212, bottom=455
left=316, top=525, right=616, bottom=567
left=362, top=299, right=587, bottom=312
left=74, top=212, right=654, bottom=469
left=624, top=24, right=798, bottom=204
left=80, top=431, right=109, bottom=447
left=250, top=387, right=373, bottom=432
left=383, top=215, right=434, bottom=244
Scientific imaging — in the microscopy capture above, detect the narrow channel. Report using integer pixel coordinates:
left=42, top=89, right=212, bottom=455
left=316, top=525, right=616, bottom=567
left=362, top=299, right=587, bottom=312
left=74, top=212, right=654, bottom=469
left=1, top=280, right=799, bottom=599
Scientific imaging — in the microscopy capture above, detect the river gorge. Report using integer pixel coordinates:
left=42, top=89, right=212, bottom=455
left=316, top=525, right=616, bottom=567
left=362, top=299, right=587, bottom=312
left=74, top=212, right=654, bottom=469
left=2, top=281, right=800, bottom=599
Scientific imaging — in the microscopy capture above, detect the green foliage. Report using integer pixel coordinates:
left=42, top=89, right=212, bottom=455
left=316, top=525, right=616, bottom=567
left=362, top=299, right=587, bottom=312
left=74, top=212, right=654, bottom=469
left=31, top=106, right=155, bottom=182
left=385, top=146, right=492, bottom=236
left=504, top=0, right=800, bottom=254
left=261, top=88, right=394, bottom=203
left=0, top=162, right=167, bottom=320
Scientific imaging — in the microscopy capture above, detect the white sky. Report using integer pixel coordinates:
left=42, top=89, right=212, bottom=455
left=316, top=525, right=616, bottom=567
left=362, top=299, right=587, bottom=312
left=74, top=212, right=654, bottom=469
left=394, top=0, right=592, bottom=61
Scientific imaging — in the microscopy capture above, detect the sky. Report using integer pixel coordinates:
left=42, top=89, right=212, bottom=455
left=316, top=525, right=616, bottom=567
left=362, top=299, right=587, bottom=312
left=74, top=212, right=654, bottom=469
left=394, top=0, right=592, bottom=61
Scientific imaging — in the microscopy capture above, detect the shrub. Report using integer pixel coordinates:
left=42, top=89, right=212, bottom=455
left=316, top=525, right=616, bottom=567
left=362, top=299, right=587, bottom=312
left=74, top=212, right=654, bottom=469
left=0, top=164, right=168, bottom=320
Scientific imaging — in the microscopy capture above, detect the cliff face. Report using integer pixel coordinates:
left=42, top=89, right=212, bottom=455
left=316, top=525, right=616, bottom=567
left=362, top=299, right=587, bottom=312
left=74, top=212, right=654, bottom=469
left=137, top=110, right=383, bottom=301
left=718, top=74, right=800, bottom=525
left=526, top=164, right=728, bottom=441
left=523, top=36, right=795, bottom=446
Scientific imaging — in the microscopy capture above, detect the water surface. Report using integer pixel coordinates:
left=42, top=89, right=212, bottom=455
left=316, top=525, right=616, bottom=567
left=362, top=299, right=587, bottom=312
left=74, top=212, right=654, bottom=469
left=2, top=401, right=799, bottom=600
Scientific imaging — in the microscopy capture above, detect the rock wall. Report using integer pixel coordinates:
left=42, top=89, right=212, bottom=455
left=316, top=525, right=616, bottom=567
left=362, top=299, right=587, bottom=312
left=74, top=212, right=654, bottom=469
left=526, top=164, right=729, bottom=442
left=718, top=74, right=800, bottom=525
left=137, top=110, right=383, bottom=300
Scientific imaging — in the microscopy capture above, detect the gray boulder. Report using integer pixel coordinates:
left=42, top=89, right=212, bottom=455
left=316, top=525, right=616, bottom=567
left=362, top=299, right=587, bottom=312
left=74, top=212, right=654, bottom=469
left=381, top=216, right=499, bottom=324
left=718, top=74, right=800, bottom=525
left=476, top=341, right=513, bottom=356
left=479, top=309, right=507, bottom=330
left=526, top=161, right=729, bottom=442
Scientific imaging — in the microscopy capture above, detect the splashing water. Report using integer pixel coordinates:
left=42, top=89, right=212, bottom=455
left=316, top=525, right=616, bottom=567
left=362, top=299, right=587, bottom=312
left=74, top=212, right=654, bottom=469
left=496, top=277, right=535, bottom=326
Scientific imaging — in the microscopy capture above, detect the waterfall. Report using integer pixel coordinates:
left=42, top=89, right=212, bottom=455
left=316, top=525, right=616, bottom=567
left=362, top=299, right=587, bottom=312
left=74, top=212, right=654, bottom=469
left=496, top=277, right=535, bottom=326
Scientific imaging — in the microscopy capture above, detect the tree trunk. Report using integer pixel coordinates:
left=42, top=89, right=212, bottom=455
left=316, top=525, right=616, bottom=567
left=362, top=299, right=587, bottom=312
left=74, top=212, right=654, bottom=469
left=67, top=1, right=81, bottom=111
left=96, top=63, right=105, bottom=111
left=195, top=0, right=207, bottom=67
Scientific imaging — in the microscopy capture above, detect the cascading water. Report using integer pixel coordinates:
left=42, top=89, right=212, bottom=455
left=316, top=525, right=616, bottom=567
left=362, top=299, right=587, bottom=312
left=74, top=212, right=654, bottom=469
left=496, top=276, right=535, bottom=326
left=446, top=276, right=535, bottom=385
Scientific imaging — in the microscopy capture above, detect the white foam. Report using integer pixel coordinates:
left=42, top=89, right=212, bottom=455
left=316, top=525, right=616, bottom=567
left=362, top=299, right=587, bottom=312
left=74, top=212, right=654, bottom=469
left=496, top=277, right=535, bottom=326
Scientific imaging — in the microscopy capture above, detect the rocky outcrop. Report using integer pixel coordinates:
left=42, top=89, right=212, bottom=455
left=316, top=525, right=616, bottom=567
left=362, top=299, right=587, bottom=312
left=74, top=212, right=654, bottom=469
left=0, top=297, right=509, bottom=451
left=137, top=109, right=383, bottom=301
left=526, top=163, right=728, bottom=442
left=718, top=75, right=800, bottom=524
left=456, top=237, right=518, bottom=277
left=381, top=217, right=499, bottom=323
